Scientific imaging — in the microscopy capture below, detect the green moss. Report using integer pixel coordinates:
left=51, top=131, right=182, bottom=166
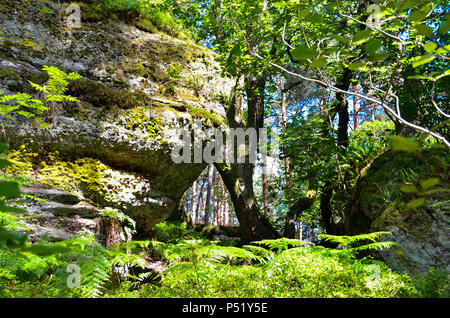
left=29, top=71, right=50, bottom=85
left=78, top=2, right=105, bottom=22
left=68, top=78, right=149, bottom=109
left=0, top=69, right=20, bottom=81
left=188, top=107, right=223, bottom=126
left=15, top=38, right=42, bottom=51
left=121, top=107, right=166, bottom=141
left=5, top=144, right=149, bottom=207
left=135, top=18, right=158, bottom=34
left=4, top=145, right=35, bottom=180
left=38, top=6, right=54, bottom=16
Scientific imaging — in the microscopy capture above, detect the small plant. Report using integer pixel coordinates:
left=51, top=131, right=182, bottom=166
left=0, top=65, right=81, bottom=129
left=100, top=207, right=136, bottom=239
left=390, top=135, right=449, bottom=209
left=411, top=267, right=450, bottom=298
left=399, top=177, right=447, bottom=209
left=318, top=231, right=398, bottom=253
left=152, top=221, right=203, bottom=243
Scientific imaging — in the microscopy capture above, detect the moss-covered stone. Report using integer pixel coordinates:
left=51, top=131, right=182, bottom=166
left=5, top=144, right=151, bottom=206
left=68, top=78, right=149, bottom=109
left=346, top=147, right=450, bottom=275
left=1, top=0, right=231, bottom=238
left=188, top=107, right=224, bottom=126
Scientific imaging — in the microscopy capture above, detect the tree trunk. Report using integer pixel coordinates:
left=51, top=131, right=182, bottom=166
left=279, top=76, right=290, bottom=179
left=96, top=217, right=123, bottom=247
left=214, top=75, right=278, bottom=241
left=298, top=221, right=303, bottom=240
left=261, top=159, right=269, bottom=215
left=196, top=178, right=207, bottom=223
left=283, top=190, right=317, bottom=238
left=319, top=68, right=352, bottom=235
left=205, top=165, right=214, bottom=224
left=215, top=162, right=278, bottom=242
left=191, top=180, right=197, bottom=223
left=213, top=169, right=219, bottom=225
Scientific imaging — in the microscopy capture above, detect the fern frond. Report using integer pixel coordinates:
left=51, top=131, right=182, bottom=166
left=199, top=245, right=259, bottom=263
left=350, top=241, right=398, bottom=252
left=78, top=244, right=110, bottom=298
left=318, top=232, right=393, bottom=248
left=242, top=245, right=272, bottom=260
left=252, top=238, right=312, bottom=251
left=317, top=234, right=351, bottom=246
left=346, top=232, right=392, bottom=245
left=110, top=252, right=147, bottom=268
left=28, top=81, right=47, bottom=93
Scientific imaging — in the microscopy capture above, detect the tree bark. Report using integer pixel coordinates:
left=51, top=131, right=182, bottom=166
left=205, top=164, right=214, bottom=225
left=215, top=162, right=277, bottom=242
left=191, top=180, right=197, bottom=223
left=283, top=190, right=317, bottom=238
left=319, top=68, right=352, bottom=235
left=280, top=76, right=290, bottom=179
left=215, top=75, right=279, bottom=241
left=261, top=158, right=269, bottom=215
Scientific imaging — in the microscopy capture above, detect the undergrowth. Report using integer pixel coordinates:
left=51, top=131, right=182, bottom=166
left=0, top=142, right=447, bottom=298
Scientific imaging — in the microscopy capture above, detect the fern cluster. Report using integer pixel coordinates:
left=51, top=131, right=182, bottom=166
left=0, top=65, right=81, bottom=129
left=318, top=231, right=399, bottom=253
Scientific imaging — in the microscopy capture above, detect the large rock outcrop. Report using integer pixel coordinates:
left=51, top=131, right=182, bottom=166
left=346, top=148, right=449, bottom=275
left=0, top=0, right=231, bottom=238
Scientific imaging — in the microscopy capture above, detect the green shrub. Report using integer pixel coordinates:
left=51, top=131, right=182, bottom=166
left=411, top=268, right=450, bottom=298
left=136, top=242, right=413, bottom=298
left=152, top=222, right=203, bottom=243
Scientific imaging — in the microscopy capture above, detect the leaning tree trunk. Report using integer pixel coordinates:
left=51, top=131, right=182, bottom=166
left=215, top=162, right=277, bottom=242
left=283, top=189, right=317, bottom=238
left=213, top=74, right=278, bottom=242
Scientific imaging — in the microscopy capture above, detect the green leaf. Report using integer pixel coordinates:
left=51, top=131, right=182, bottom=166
left=407, top=75, right=432, bottom=80
left=414, top=24, right=433, bottom=37
left=410, top=9, right=428, bottom=22
left=424, top=188, right=448, bottom=195
left=331, top=35, right=351, bottom=44
left=405, top=197, right=425, bottom=208
left=347, top=61, right=366, bottom=71
left=424, top=41, right=437, bottom=53
left=438, top=21, right=449, bottom=34
left=0, top=181, right=22, bottom=199
left=292, top=45, right=318, bottom=60
left=390, top=136, right=419, bottom=152
left=0, top=203, right=26, bottom=214
left=304, top=13, right=323, bottom=23
left=310, top=57, right=328, bottom=68
left=364, top=38, right=382, bottom=54
left=0, top=229, right=28, bottom=248
left=0, top=159, right=11, bottom=169
left=420, top=178, right=439, bottom=190
left=25, top=244, right=71, bottom=256
left=411, top=53, right=435, bottom=68
left=352, top=29, right=373, bottom=45
left=0, top=143, right=9, bottom=154
left=400, top=184, right=418, bottom=193
left=366, top=52, right=392, bottom=62
left=298, top=8, right=310, bottom=17
left=436, top=45, right=450, bottom=54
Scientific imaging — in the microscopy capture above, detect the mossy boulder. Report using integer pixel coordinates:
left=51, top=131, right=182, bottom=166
left=346, top=148, right=449, bottom=275
left=0, top=0, right=232, bottom=237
